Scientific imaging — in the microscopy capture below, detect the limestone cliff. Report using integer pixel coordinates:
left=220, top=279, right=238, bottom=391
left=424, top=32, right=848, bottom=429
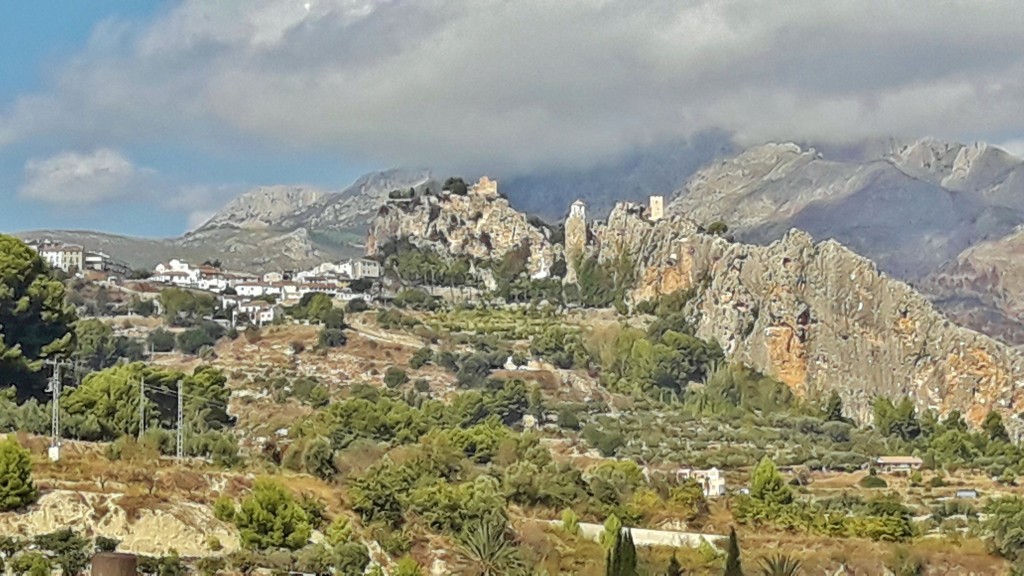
left=367, top=177, right=560, bottom=276
left=594, top=204, right=1024, bottom=423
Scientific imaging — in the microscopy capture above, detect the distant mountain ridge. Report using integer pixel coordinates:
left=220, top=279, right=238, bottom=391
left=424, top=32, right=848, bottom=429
left=16, top=138, right=1024, bottom=345
left=667, top=138, right=1024, bottom=344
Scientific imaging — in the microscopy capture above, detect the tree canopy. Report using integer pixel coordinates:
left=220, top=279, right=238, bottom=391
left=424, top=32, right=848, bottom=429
left=0, top=435, right=38, bottom=511
left=0, top=235, right=76, bottom=397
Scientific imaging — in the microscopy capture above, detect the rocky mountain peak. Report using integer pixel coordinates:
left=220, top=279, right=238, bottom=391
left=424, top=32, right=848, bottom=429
left=194, top=185, right=328, bottom=232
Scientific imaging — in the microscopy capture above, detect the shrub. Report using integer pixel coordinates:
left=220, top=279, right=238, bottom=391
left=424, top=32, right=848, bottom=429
left=213, top=496, right=236, bottom=522
left=561, top=508, right=580, bottom=536
left=95, top=536, right=120, bottom=553
left=860, top=475, right=889, bottom=489
left=557, top=407, right=581, bottom=430
left=384, top=367, right=409, bottom=389
left=347, top=298, right=369, bottom=313
left=303, top=437, right=337, bottom=481
left=147, top=329, right=176, bottom=353
left=409, top=347, right=433, bottom=369
left=176, top=328, right=216, bottom=355
left=319, top=329, right=347, bottom=348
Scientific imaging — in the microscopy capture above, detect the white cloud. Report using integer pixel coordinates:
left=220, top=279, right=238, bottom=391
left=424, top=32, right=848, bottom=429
left=3, top=0, right=1024, bottom=173
left=19, top=149, right=151, bottom=206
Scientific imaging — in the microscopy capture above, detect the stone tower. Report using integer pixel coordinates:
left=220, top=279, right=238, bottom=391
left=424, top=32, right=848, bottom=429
left=564, top=199, right=587, bottom=284
left=649, top=195, right=664, bottom=221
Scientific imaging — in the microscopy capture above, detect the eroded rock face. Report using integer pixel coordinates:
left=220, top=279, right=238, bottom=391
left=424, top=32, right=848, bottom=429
left=367, top=193, right=1024, bottom=423
left=594, top=205, right=1024, bottom=423
left=367, top=178, right=560, bottom=276
left=665, top=139, right=1024, bottom=345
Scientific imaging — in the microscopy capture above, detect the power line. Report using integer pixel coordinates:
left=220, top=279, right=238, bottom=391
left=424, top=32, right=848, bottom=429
left=141, top=383, right=230, bottom=412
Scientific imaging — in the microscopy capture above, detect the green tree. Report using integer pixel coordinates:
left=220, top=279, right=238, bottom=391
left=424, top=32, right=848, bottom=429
left=0, top=235, right=76, bottom=397
left=605, top=527, right=637, bottom=576
left=322, top=307, right=346, bottom=330
left=0, top=436, right=38, bottom=511
left=158, top=287, right=214, bottom=325
left=73, top=319, right=118, bottom=371
left=823, top=391, right=846, bottom=422
left=724, top=527, right=743, bottom=576
left=750, top=457, right=792, bottom=506
left=983, top=410, right=1011, bottom=443
left=982, top=496, right=1024, bottom=561
left=176, top=328, right=216, bottom=355
left=234, top=478, right=312, bottom=550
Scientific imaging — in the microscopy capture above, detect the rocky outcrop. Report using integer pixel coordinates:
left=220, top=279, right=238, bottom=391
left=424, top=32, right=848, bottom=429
left=196, top=186, right=328, bottom=231
left=594, top=204, right=1024, bottom=423
left=367, top=178, right=560, bottom=276
left=666, top=139, right=1024, bottom=345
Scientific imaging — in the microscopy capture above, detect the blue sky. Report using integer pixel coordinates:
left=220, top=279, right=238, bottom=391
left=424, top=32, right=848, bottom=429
left=2, top=1, right=1023, bottom=238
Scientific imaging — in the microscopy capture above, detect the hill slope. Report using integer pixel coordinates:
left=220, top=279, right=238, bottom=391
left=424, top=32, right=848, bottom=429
left=668, top=139, right=1024, bottom=344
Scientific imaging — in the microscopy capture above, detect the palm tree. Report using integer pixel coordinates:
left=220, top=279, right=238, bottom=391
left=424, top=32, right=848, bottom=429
left=757, top=553, right=803, bottom=576
left=456, top=518, right=523, bottom=576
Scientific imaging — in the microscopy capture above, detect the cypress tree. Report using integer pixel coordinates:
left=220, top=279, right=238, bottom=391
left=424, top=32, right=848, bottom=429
left=724, top=527, right=743, bottom=576
left=620, top=529, right=636, bottom=576
left=604, top=527, right=637, bottom=576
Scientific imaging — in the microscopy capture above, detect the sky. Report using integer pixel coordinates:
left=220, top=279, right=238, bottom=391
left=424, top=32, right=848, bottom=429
left=2, top=0, right=1024, bottom=237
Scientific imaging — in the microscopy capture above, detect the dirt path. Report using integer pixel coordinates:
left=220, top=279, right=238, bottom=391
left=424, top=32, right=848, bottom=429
left=348, top=315, right=425, bottom=349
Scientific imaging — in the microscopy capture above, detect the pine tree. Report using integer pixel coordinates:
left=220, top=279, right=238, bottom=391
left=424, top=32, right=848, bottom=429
left=666, top=553, right=683, bottom=576
left=0, top=436, right=38, bottom=511
left=724, top=527, right=743, bottom=576
left=750, top=457, right=792, bottom=506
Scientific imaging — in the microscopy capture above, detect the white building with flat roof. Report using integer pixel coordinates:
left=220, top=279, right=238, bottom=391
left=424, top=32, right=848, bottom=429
left=28, top=241, right=84, bottom=273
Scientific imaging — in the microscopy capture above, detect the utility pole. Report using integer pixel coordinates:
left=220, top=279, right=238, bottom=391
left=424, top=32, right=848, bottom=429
left=176, top=379, right=184, bottom=460
left=138, top=375, right=145, bottom=441
left=43, top=358, right=76, bottom=462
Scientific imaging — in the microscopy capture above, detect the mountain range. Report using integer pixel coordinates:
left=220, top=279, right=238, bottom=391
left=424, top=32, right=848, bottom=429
left=16, top=137, right=1024, bottom=344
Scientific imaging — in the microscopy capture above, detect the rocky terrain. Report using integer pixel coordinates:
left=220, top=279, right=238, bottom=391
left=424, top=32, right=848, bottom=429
left=369, top=189, right=1024, bottom=425
left=667, top=139, right=1024, bottom=344
left=16, top=138, right=1024, bottom=346
left=367, top=177, right=561, bottom=277
left=592, top=203, right=1024, bottom=424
